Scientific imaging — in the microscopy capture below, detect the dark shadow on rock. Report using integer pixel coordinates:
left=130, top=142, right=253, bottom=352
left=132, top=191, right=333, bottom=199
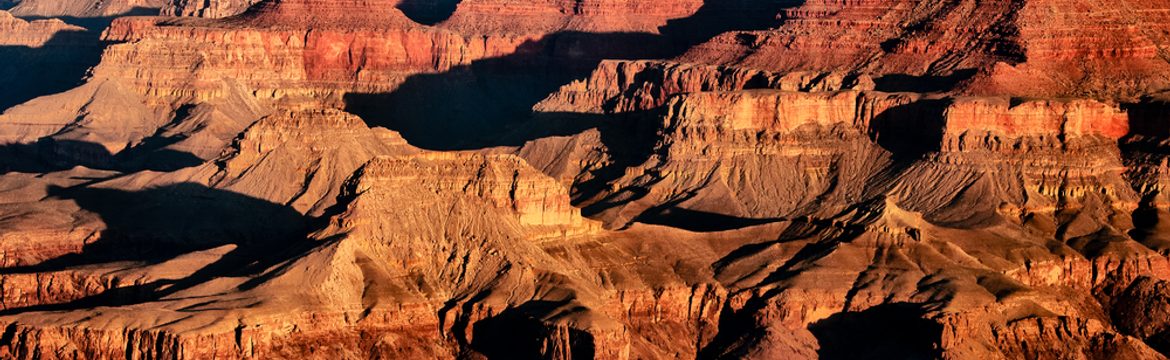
left=344, top=31, right=672, bottom=150
left=553, top=109, right=663, bottom=211
left=697, top=225, right=879, bottom=357
left=112, top=104, right=210, bottom=172
left=808, top=303, right=942, bottom=360
left=344, top=0, right=805, bottom=151
left=657, top=0, right=800, bottom=49
left=0, top=7, right=159, bottom=112
left=396, top=0, right=461, bottom=25
left=700, top=231, right=859, bottom=358
left=1119, top=99, right=1170, bottom=251
left=695, top=297, right=772, bottom=359
left=868, top=98, right=950, bottom=161
left=635, top=201, right=782, bottom=232
left=873, top=69, right=978, bottom=93
left=710, top=223, right=816, bottom=273
left=0, top=182, right=324, bottom=314
left=14, top=6, right=159, bottom=29
left=1128, top=201, right=1165, bottom=249
left=0, top=138, right=204, bottom=174
left=0, top=31, right=103, bottom=112
left=1121, top=98, right=1170, bottom=149
left=470, top=300, right=595, bottom=360
left=3, top=183, right=309, bottom=272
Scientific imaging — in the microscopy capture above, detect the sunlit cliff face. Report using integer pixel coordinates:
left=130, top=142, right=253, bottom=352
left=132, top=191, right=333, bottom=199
left=2, top=0, right=1170, bottom=359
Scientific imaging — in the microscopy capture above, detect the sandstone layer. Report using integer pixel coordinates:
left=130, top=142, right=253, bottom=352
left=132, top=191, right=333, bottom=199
left=2, top=0, right=1170, bottom=359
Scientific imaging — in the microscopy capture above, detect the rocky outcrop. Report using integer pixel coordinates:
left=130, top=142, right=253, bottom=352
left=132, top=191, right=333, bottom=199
left=0, top=152, right=720, bottom=359
left=4, top=0, right=1170, bottom=358
left=535, top=60, right=874, bottom=114
left=355, top=153, right=598, bottom=232
left=199, top=109, right=416, bottom=216
left=941, top=97, right=1130, bottom=150
left=577, top=90, right=916, bottom=227
left=8, top=0, right=164, bottom=17
left=1110, top=276, right=1170, bottom=353
left=909, top=97, right=1139, bottom=252
left=679, top=0, right=1025, bottom=80
left=525, top=87, right=1170, bottom=357
left=0, top=10, right=100, bottom=111
left=239, top=0, right=422, bottom=27
left=940, top=311, right=1166, bottom=359
left=96, top=16, right=524, bottom=102
left=438, top=0, right=704, bottom=34
left=0, top=10, right=84, bottom=46
left=963, top=0, right=1170, bottom=100
left=0, top=109, right=411, bottom=271
left=161, top=0, right=258, bottom=18
left=679, top=0, right=1170, bottom=100
left=0, top=10, right=528, bottom=169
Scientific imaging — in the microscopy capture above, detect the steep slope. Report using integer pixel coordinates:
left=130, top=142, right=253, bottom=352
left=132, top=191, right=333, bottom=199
left=522, top=86, right=1170, bottom=357
left=437, top=0, right=704, bottom=34
left=162, top=0, right=258, bottom=18
left=0, top=108, right=409, bottom=268
left=0, top=10, right=82, bottom=45
left=0, top=11, right=100, bottom=111
left=131, top=108, right=421, bottom=216
left=676, top=0, right=1170, bottom=99
left=8, top=0, right=164, bottom=17
left=0, top=153, right=607, bottom=359
left=3, top=0, right=1170, bottom=358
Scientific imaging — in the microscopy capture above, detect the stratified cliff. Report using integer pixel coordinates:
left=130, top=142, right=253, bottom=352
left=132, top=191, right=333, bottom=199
left=2, top=0, right=1170, bottom=358
left=679, top=0, right=1170, bottom=100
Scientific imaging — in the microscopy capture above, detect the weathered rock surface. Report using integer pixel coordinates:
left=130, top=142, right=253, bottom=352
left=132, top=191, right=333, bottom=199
left=162, top=0, right=258, bottom=18
left=679, top=0, right=1170, bottom=100
left=0, top=10, right=83, bottom=46
left=4, top=0, right=1170, bottom=358
left=438, top=0, right=705, bottom=34
left=8, top=0, right=163, bottom=17
left=0, top=10, right=100, bottom=111
left=535, top=60, right=875, bottom=115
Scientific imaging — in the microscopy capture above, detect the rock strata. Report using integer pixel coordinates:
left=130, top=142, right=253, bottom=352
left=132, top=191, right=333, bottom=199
left=3, top=0, right=1170, bottom=358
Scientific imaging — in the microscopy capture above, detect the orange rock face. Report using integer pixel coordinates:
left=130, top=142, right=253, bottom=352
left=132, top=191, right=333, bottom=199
left=4, top=0, right=1170, bottom=359
left=680, top=0, right=1170, bottom=99
left=0, top=10, right=84, bottom=46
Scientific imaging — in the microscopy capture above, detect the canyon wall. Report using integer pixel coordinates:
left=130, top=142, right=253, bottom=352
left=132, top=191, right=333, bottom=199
left=1, top=0, right=1170, bottom=358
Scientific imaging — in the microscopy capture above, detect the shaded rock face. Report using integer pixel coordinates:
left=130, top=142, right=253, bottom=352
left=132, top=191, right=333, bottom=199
left=0, top=11, right=102, bottom=112
left=4, top=0, right=1170, bottom=359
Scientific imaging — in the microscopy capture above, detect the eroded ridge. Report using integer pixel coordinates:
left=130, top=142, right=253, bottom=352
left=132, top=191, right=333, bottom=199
left=2, top=0, right=1170, bottom=358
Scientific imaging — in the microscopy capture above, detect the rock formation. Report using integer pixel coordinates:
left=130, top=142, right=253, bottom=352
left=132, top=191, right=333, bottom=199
left=2, top=0, right=1170, bottom=358
left=679, top=0, right=1170, bottom=100
left=8, top=0, right=164, bottom=17
left=162, top=0, right=258, bottom=18
left=0, top=10, right=100, bottom=111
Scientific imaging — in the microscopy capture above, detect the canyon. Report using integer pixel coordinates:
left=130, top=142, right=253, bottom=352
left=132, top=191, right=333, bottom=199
left=2, top=0, right=1170, bottom=359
